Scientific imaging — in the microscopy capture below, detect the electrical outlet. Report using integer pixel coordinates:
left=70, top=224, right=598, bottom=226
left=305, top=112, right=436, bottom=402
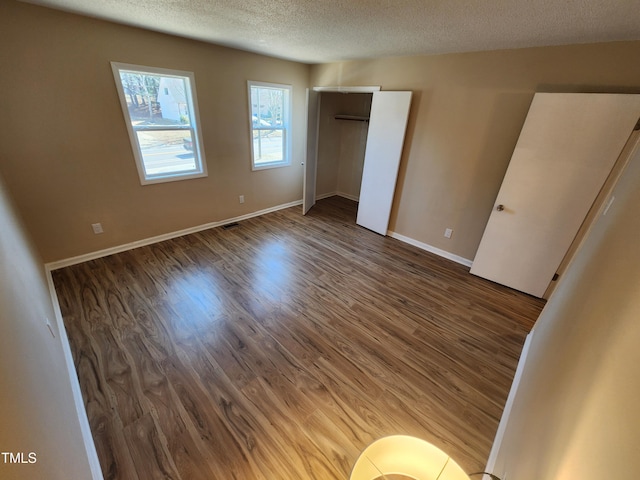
left=444, top=228, right=453, bottom=238
left=239, top=195, right=245, bottom=204
left=91, top=222, right=104, bottom=234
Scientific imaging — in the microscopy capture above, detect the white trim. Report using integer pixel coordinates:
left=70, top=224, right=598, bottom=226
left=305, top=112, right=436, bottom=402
left=312, top=86, right=381, bottom=93
left=387, top=231, right=473, bottom=267
left=45, top=270, right=104, bottom=480
left=315, top=191, right=337, bottom=201
left=314, top=192, right=359, bottom=202
left=484, top=329, right=535, bottom=480
left=46, top=200, right=302, bottom=271
left=336, top=191, right=359, bottom=202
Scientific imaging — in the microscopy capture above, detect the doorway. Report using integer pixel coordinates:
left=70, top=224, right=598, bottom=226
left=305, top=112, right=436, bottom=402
left=304, top=87, right=413, bottom=236
left=470, top=93, right=640, bottom=298
left=315, top=92, right=372, bottom=208
left=304, top=86, right=380, bottom=216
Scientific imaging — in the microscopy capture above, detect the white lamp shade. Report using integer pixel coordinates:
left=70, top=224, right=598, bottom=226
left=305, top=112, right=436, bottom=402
left=350, top=435, right=471, bottom=480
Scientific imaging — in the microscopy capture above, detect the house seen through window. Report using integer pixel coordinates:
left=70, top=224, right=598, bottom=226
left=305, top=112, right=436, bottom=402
left=249, top=81, right=292, bottom=170
left=111, top=62, right=207, bottom=184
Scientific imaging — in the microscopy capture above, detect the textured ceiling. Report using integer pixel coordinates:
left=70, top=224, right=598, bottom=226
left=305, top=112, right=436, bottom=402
left=19, top=0, right=640, bottom=64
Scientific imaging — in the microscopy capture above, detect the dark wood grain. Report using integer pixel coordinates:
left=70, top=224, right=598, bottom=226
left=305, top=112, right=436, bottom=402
left=52, top=196, right=545, bottom=480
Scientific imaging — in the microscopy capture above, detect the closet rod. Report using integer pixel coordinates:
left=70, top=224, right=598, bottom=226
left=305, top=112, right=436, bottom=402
left=334, top=114, right=369, bottom=122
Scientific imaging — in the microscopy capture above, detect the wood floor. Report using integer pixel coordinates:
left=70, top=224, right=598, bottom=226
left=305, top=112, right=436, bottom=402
left=52, top=196, right=545, bottom=480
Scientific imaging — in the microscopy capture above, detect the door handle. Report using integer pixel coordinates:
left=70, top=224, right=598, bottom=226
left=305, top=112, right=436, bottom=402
left=496, top=204, right=505, bottom=211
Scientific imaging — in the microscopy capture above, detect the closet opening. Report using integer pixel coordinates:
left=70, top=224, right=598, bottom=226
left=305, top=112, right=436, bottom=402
left=304, top=87, right=412, bottom=235
left=315, top=91, right=373, bottom=220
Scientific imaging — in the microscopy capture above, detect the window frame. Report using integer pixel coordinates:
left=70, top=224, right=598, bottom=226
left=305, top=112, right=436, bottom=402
left=111, top=62, right=208, bottom=185
left=247, top=81, right=292, bottom=171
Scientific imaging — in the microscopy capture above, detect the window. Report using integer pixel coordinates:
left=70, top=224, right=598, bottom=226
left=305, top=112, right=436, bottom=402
left=248, top=81, right=292, bottom=170
left=111, top=62, right=207, bottom=184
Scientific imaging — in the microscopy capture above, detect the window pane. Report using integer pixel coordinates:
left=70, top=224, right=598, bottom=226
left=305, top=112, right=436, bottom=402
left=252, top=129, right=284, bottom=164
left=251, top=86, right=284, bottom=127
left=135, top=130, right=196, bottom=175
left=119, top=72, right=191, bottom=127
left=113, top=62, right=207, bottom=184
left=248, top=81, right=290, bottom=170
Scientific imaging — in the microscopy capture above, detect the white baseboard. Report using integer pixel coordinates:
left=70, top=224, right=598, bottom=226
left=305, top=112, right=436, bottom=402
left=46, top=199, right=302, bottom=271
left=315, top=191, right=359, bottom=202
left=387, top=231, right=473, bottom=267
left=484, top=329, right=535, bottom=480
left=45, top=269, right=104, bottom=480
left=336, top=191, right=359, bottom=202
left=312, top=199, right=472, bottom=267
left=47, top=195, right=470, bottom=272
left=316, top=191, right=337, bottom=200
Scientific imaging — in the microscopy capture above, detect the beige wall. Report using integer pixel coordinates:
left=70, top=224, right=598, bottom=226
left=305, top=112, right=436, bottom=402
left=0, top=1, right=309, bottom=263
left=0, top=174, right=97, bottom=479
left=490, top=140, right=640, bottom=479
left=310, top=41, right=640, bottom=260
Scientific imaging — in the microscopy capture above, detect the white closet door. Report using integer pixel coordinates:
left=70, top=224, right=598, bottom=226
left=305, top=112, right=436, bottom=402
left=303, top=88, right=319, bottom=214
left=471, top=93, right=640, bottom=297
left=356, top=91, right=412, bottom=235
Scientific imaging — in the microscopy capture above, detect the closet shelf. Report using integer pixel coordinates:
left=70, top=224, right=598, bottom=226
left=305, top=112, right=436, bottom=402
left=334, top=114, right=369, bottom=122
